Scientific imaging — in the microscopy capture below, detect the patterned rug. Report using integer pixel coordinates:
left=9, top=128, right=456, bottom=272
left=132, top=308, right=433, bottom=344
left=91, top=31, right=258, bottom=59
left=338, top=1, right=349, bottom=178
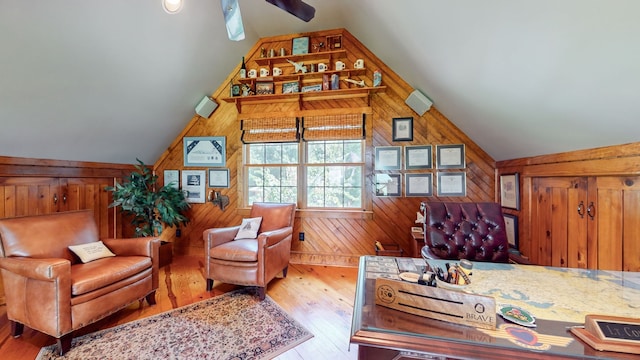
left=36, top=290, right=313, bottom=360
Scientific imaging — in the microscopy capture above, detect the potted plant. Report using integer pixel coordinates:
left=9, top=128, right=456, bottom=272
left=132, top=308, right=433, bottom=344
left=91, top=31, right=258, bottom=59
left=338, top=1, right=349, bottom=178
left=106, top=159, right=190, bottom=266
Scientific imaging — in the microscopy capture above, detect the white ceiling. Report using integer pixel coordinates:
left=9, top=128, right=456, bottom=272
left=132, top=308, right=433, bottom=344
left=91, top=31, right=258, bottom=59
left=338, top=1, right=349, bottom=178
left=2, top=0, right=639, bottom=164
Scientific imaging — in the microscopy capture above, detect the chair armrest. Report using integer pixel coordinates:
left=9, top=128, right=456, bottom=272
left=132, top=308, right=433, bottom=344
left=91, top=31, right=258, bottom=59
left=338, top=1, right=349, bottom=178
left=258, top=227, right=293, bottom=247
left=203, top=226, right=239, bottom=249
left=0, top=257, right=70, bottom=281
left=103, top=237, right=160, bottom=257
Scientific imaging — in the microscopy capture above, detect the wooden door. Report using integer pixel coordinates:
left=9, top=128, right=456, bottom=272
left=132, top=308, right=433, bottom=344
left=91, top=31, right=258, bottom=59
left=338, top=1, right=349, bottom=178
left=590, top=176, right=640, bottom=271
left=60, top=177, right=115, bottom=238
left=531, top=177, right=588, bottom=268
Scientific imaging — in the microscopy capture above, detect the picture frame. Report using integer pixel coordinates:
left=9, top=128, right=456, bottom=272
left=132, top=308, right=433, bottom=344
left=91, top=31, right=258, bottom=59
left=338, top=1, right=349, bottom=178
left=181, top=170, right=206, bottom=203
left=375, top=173, right=401, bottom=197
left=500, top=173, right=520, bottom=210
left=282, top=81, right=299, bottom=94
left=436, top=172, right=467, bottom=197
left=255, top=81, right=274, bottom=95
left=436, top=144, right=466, bottom=169
left=405, top=173, right=433, bottom=197
left=325, top=35, right=342, bottom=50
left=375, top=146, right=402, bottom=170
left=184, top=136, right=226, bottom=167
left=230, top=84, right=241, bottom=97
left=405, top=145, right=432, bottom=169
left=163, top=169, right=180, bottom=189
left=392, top=117, right=413, bottom=142
left=301, top=84, right=322, bottom=93
left=503, top=213, right=519, bottom=250
left=208, top=168, right=229, bottom=188
left=291, top=36, right=310, bottom=55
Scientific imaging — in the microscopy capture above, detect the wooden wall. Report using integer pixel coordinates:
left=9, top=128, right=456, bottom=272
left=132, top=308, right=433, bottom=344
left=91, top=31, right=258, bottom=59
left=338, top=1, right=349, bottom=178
left=154, top=29, right=497, bottom=266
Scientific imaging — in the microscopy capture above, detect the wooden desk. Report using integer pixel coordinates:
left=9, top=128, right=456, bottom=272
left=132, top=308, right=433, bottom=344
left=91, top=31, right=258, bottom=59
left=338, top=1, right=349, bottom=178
left=350, top=256, right=640, bottom=359
left=410, top=229, right=424, bottom=258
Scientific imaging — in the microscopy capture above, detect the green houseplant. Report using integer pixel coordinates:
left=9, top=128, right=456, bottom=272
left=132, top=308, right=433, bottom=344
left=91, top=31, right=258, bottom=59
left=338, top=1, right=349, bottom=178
left=106, top=159, right=190, bottom=238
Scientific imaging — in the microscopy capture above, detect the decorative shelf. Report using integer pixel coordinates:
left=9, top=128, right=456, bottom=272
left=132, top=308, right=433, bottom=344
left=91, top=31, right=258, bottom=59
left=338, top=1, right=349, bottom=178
left=253, top=50, right=347, bottom=67
left=238, top=68, right=367, bottom=84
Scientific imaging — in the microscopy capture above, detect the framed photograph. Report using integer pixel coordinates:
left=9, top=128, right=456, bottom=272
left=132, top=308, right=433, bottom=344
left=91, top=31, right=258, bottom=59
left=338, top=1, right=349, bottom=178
left=255, top=81, right=274, bottom=95
left=301, top=84, right=322, bottom=93
left=291, top=36, right=310, bottom=55
left=375, top=146, right=402, bottom=170
left=184, top=136, right=225, bottom=167
left=405, top=173, right=433, bottom=197
left=436, top=172, right=467, bottom=197
left=503, top=214, right=519, bottom=250
left=282, top=81, right=299, bottom=94
left=500, top=173, right=520, bottom=210
left=163, top=170, right=180, bottom=189
left=325, top=35, right=342, bottom=50
left=375, top=173, right=401, bottom=197
left=181, top=170, right=206, bottom=203
left=436, top=144, right=466, bottom=169
left=405, top=145, right=432, bottom=169
left=392, top=117, right=413, bottom=142
left=208, top=168, right=229, bottom=188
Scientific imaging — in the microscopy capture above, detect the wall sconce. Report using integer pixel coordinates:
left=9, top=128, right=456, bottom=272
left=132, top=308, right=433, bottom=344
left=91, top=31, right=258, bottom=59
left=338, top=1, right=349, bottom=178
left=208, top=190, right=229, bottom=211
left=162, top=0, right=184, bottom=14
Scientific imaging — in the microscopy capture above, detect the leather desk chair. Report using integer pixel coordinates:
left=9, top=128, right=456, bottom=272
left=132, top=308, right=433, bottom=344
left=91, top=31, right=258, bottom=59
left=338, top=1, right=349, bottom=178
left=420, top=202, right=510, bottom=263
left=203, top=202, right=296, bottom=300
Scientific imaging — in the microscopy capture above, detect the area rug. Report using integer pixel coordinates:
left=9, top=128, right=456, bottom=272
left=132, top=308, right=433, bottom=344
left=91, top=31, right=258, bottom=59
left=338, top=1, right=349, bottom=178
left=36, top=290, right=313, bottom=360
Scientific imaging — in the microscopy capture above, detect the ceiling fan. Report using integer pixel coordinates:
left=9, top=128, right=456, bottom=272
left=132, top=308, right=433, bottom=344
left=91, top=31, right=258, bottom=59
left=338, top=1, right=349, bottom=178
left=221, top=0, right=315, bottom=41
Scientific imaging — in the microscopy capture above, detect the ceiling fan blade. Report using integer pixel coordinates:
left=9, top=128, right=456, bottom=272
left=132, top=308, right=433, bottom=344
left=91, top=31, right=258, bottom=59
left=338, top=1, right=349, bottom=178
left=265, top=0, right=315, bottom=22
left=221, top=0, right=245, bottom=41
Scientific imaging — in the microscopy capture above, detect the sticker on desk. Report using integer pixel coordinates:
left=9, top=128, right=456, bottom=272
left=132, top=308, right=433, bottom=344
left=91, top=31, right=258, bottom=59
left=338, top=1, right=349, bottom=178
left=498, top=304, right=536, bottom=327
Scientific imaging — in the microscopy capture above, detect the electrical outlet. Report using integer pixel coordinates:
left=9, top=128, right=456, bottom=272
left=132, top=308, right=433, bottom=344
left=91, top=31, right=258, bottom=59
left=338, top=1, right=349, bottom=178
left=298, top=232, right=305, bottom=241
left=176, top=229, right=181, bottom=237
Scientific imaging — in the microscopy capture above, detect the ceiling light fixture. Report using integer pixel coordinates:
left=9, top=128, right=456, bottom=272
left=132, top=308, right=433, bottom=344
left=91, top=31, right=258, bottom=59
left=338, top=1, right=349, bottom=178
left=162, top=0, right=184, bottom=14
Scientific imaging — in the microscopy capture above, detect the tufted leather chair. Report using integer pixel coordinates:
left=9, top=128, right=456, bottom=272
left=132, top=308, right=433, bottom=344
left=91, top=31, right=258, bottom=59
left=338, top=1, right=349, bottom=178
left=203, top=202, right=296, bottom=300
left=420, top=202, right=509, bottom=262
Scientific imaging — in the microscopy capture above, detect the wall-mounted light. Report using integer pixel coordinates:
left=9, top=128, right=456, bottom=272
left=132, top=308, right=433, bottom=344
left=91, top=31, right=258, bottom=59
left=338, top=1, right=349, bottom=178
left=162, top=0, right=184, bottom=14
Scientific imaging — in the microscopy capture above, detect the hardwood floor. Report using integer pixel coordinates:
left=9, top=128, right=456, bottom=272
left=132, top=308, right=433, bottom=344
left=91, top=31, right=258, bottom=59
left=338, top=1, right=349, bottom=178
left=0, top=255, right=360, bottom=359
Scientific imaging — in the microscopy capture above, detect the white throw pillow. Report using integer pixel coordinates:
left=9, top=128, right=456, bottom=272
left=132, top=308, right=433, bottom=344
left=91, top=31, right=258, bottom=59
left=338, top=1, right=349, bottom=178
left=234, top=217, right=263, bottom=240
left=69, top=241, right=116, bottom=263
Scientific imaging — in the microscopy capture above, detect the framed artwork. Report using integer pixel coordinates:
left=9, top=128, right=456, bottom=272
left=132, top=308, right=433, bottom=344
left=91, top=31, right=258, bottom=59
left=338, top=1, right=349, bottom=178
left=301, top=84, right=322, bottom=92
left=392, top=117, right=413, bottom=141
left=163, top=170, right=179, bottom=189
left=503, top=214, right=519, bottom=250
left=230, top=84, right=241, bottom=97
left=208, top=168, right=229, bottom=188
left=181, top=170, right=206, bottom=203
left=500, top=173, right=520, bottom=210
left=405, top=173, right=433, bottom=197
left=291, top=36, right=310, bottom=55
left=405, top=145, right=432, bottom=169
left=375, top=173, right=401, bottom=197
left=375, top=146, right=402, bottom=170
left=282, top=81, right=299, bottom=94
left=184, top=136, right=225, bottom=167
left=436, top=172, right=466, bottom=197
left=436, top=144, right=466, bottom=169
left=255, top=81, right=274, bottom=95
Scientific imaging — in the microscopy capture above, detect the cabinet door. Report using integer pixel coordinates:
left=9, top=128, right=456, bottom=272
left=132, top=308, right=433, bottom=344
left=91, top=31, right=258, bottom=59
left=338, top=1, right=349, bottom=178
left=0, top=177, right=61, bottom=217
left=60, top=177, right=115, bottom=238
left=590, top=176, right=640, bottom=271
left=531, top=177, right=588, bottom=268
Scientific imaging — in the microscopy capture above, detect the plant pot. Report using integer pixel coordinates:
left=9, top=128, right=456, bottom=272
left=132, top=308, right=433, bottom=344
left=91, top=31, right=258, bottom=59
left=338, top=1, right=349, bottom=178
left=159, top=241, right=173, bottom=267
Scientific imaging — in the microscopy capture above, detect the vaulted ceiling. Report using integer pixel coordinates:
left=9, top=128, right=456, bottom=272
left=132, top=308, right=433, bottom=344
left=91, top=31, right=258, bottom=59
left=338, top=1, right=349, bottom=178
left=2, top=1, right=639, bottom=164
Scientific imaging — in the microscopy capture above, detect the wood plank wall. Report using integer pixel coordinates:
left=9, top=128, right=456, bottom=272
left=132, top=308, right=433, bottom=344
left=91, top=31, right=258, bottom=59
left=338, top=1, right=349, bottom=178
left=154, top=29, right=497, bottom=266
left=496, top=141, right=640, bottom=263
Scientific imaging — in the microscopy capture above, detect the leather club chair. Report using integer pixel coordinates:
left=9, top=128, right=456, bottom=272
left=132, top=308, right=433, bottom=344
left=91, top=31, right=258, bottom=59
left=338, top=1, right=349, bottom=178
left=0, top=210, right=159, bottom=355
left=203, top=202, right=296, bottom=300
left=420, top=201, right=510, bottom=262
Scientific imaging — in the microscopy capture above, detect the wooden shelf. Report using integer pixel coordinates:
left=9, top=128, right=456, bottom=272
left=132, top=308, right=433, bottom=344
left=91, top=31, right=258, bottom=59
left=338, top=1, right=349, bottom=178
left=253, top=50, right=347, bottom=67
left=238, top=68, right=367, bottom=84
left=223, top=86, right=386, bottom=113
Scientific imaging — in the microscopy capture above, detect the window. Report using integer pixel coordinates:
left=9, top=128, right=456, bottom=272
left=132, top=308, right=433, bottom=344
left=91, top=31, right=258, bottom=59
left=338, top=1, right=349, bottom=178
left=245, top=140, right=364, bottom=209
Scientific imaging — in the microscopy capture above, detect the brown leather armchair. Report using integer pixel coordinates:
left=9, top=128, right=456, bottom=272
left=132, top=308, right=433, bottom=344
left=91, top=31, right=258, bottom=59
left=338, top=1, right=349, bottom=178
left=0, top=210, right=159, bottom=355
left=203, top=202, right=296, bottom=300
left=420, top=202, right=510, bottom=262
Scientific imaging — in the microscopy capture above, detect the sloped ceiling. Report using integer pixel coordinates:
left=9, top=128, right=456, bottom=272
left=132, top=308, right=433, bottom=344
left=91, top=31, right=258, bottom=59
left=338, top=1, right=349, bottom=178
left=1, top=0, right=639, bottom=164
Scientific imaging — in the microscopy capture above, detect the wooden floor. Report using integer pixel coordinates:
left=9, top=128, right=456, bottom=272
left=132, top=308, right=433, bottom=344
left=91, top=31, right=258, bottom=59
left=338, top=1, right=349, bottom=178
left=0, top=255, right=361, bottom=359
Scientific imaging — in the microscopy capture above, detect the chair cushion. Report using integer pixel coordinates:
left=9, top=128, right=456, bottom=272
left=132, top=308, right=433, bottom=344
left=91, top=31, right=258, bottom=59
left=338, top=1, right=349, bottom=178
left=209, top=239, right=258, bottom=262
left=68, top=241, right=116, bottom=263
left=70, top=256, right=152, bottom=296
left=234, top=217, right=262, bottom=240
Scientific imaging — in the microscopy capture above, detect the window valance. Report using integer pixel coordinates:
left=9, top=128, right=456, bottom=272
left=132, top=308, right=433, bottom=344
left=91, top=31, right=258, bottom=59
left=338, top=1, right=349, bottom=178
left=301, top=113, right=365, bottom=141
left=240, top=117, right=300, bottom=143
